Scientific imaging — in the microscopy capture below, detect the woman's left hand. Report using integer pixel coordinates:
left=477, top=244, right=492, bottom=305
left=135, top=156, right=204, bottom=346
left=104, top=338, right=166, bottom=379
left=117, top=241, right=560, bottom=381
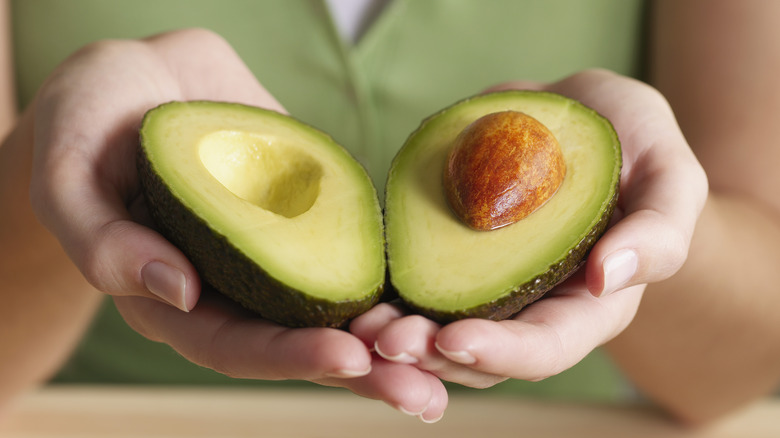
left=350, top=69, right=707, bottom=389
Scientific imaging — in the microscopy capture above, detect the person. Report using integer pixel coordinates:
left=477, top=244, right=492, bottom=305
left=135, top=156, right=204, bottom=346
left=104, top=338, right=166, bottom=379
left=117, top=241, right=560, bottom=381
left=1, top=0, right=778, bottom=426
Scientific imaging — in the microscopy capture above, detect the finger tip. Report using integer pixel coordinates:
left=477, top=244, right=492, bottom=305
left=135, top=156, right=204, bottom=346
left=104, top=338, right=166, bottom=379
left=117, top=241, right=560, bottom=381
left=324, top=363, right=372, bottom=379
left=141, top=261, right=190, bottom=311
left=396, top=404, right=427, bottom=417
left=434, top=342, right=476, bottom=365
left=418, top=411, right=444, bottom=424
left=374, top=341, right=419, bottom=365
left=597, top=248, right=638, bottom=297
left=349, top=302, right=406, bottom=344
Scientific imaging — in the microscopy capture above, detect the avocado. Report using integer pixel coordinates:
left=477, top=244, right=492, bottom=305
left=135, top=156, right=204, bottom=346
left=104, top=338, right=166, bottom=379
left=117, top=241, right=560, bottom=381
left=385, top=91, right=621, bottom=323
left=137, top=101, right=386, bottom=328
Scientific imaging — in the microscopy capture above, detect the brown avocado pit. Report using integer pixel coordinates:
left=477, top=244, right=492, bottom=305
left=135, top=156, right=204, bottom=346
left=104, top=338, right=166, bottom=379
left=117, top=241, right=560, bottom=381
left=443, top=110, right=566, bottom=230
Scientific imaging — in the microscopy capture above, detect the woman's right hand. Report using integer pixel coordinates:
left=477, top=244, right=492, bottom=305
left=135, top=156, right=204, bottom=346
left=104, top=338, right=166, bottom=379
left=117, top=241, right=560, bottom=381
left=27, top=28, right=447, bottom=423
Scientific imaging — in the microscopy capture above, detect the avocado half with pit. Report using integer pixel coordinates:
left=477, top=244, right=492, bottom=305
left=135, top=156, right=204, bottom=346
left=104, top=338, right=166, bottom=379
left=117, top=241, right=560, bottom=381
left=137, top=101, right=386, bottom=328
left=385, top=91, right=621, bottom=323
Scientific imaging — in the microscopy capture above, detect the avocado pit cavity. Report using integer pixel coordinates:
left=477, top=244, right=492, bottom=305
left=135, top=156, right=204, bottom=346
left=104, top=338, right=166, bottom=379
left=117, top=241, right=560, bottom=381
left=199, top=130, right=323, bottom=218
left=443, top=110, right=566, bottom=230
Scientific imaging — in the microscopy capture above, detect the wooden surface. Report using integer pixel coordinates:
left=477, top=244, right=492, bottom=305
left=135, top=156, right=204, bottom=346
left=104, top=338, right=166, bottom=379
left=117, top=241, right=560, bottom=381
left=0, top=385, right=778, bottom=437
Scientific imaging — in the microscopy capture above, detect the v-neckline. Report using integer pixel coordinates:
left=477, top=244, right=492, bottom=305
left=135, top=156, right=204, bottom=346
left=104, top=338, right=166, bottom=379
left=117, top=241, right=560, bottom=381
left=325, top=0, right=395, bottom=50
left=317, top=0, right=405, bottom=183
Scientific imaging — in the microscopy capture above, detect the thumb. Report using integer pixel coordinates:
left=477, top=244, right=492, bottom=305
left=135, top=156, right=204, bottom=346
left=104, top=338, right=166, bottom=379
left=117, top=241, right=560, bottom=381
left=535, top=70, right=708, bottom=297
left=31, top=162, right=201, bottom=311
left=87, top=215, right=201, bottom=312
left=28, top=91, right=201, bottom=311
left=582, top=102, right=707, bottom=297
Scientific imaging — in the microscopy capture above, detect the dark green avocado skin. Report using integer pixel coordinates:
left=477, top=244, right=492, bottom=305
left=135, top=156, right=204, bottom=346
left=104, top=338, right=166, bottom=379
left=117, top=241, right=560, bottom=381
left=396, top=189, right=618, bottom=325
left=136, top=127, right=384, bottom=329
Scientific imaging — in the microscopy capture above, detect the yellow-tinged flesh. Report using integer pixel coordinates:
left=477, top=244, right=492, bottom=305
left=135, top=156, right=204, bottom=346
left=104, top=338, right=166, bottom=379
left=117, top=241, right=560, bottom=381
left=144, top=103, right=384, bottom=300
left=386, top=93, right=619, bottom=311
left=199, top=131, right=324, bottom=219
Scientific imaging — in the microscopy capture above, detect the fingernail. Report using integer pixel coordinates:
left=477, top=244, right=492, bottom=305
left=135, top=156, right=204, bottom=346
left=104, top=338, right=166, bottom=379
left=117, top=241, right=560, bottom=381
left=419, top=412, right=444, bottom=424
left=374, top=341, right=419, bottom=364
left=324, top=365, right=372, bottom=378
left=397, top=404, right=426, bottom=417
left=435, top=343, right=476, bottom=365
left=600, top=249, right=638, bottom=297
left=141, top=261, right=189, bottom=311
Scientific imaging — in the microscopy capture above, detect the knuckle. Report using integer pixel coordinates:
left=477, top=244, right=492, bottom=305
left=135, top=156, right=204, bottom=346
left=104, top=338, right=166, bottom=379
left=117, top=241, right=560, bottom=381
left=660, top=219, right=691, bottom=273
left=59, top=38, right=140, bottom=73
left=577, top=67, right=615, bottom=80
left=176, top=27, right=226, bottom=44
left=405, top=313, right=436, bottom=328
left=78, top=221, right=136, bottom=294
left=77, top=237, right=113, bottom=292
left=154, top=27, right=232, bottom=53
left=634, top=209, right=693, bottom=278
left=27, top=176, right=56, bottom=225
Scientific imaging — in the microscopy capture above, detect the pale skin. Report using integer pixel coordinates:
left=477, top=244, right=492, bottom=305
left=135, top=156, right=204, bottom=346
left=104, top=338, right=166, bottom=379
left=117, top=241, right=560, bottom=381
left=352, top=69, right=704, bottom=418
left=0, top=0, right=778, bottom=426
left=0, top=27, right=449, bottom=422
left=608, top=0, right=780, bottom=423
left=357, top=0, right=780, bottom=425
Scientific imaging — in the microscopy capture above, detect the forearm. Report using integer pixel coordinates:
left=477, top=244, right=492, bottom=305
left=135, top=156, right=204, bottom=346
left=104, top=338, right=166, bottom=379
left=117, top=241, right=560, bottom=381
left=0, top=107, right=102, bottom=412
left=605, top=0, right=780, bottom=424
left=606, top=192, right=780, bottom=424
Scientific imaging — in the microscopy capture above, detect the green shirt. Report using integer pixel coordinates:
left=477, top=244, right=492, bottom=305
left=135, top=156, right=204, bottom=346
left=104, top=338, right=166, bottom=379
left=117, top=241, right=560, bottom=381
left=13, top=0, right=645, bottom=400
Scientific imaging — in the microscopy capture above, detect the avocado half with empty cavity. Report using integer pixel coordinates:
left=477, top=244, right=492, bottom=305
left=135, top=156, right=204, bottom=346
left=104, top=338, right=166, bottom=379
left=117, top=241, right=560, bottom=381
left=385, top=91, right=621, bottom=324
left=137, top=101, right=386, bottom=328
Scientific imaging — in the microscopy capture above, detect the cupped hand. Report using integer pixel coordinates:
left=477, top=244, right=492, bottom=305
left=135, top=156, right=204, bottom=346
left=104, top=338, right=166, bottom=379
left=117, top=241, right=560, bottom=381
left=28, top=28, right=446, bottom=422
left=114, top=290, right=448, bottom=423
left=351, top=69, right=708, bottom=389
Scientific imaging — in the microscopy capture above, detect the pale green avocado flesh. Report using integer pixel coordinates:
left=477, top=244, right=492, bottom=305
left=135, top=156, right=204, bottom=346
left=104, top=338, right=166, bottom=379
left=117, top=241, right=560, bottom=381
left=385, top=91, right=621, bottom=323
left=138, top=101, right=386, bottom=328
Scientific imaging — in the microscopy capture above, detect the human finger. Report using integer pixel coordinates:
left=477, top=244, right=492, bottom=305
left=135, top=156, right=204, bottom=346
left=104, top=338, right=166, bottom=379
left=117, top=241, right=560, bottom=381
left=316, top=356, right=448, bottom=423
left=30, top=30, right=289, bottom=310
left=372, top=314, right=507, bottom=388
left=433, top=283, right=644, bottom=381
left=349, top=301, right=407, bottom=348
left=114, top=291, right=373, bottom=380
left=540, top=70, right=708, bottom=296
left=489, top=71, right=708, bottom=297
left=116, top=292, right=448, bottom=421
left=28, top=39, right=203, bottom=310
